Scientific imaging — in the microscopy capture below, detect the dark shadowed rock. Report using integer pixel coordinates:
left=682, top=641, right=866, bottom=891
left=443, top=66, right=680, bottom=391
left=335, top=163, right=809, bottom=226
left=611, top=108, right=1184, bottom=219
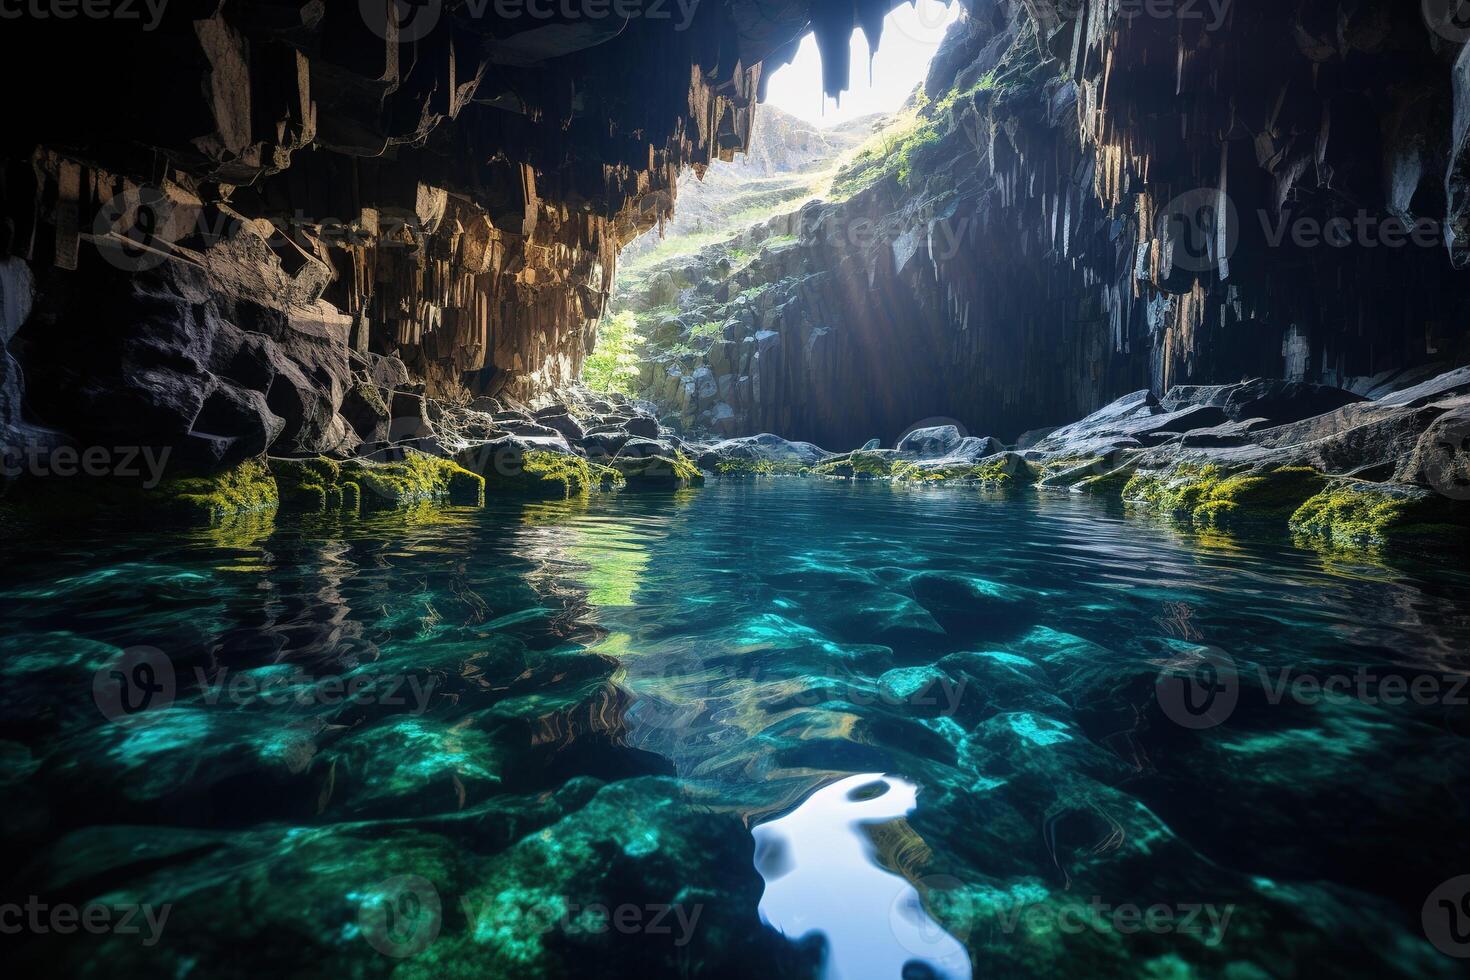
left=624, top=415, right=661, bottom=438
left=536, top=412, right=587, bottom=443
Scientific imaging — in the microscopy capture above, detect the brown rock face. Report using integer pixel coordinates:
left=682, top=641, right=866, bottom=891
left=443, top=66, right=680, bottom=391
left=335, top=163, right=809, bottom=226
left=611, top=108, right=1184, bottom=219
left=0, top=0, right=902, bottom=462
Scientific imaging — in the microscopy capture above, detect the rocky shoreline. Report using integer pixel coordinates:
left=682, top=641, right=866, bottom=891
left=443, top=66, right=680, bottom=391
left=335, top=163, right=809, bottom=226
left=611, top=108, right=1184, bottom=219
left=9, top=361, right=1464, bottom=561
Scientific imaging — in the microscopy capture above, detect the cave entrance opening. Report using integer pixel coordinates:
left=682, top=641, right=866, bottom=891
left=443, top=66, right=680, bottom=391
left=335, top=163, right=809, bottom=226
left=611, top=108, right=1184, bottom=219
left=587, top=0, right=963, bottom=443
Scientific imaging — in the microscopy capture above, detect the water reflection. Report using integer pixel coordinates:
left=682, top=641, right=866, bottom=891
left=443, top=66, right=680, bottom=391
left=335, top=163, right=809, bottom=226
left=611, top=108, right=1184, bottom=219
left=755, top=773, right=971, bottom=980
left=2, top=481, right=1469, bottom=977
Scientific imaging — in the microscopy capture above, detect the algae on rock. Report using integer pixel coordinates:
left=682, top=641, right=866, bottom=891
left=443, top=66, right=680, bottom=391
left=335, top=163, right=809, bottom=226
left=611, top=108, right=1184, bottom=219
left=343, top=450, right=486, bottom=508
left=1289, top=481, right=1470, bottom=547
left=156, top=459, right=279, bottom=525
left=268, top=457, right=362, bottom=512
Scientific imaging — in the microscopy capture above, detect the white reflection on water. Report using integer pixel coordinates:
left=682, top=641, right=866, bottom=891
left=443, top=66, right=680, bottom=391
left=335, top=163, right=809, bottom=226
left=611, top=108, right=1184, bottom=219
left=753, top=773, right=972, bottom=980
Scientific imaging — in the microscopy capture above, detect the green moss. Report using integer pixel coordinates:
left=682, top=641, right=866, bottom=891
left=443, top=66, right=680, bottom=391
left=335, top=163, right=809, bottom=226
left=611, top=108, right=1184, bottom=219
left=1288, top=481, right=1469, bottom=548
left=671, top=450, right=703, bottom=483
left=521, top=450, right=625, bottom=497
left=1071, top=466, right=1136, bottom=494
left=893, top=456, right=1035, bottom=485
left=351, top=380, right=389, bottom=418
left=1125, top=463, right=1326, bottom=529
left=156, top=458, right=279, bottom=525
left=343, top=449, right=485, bottom=508
left=714, top=459, right=811, bottom=477
left=813, top=450, right=896, bottom=479
left=268, top=456, right=362, bottom=513
left=612, top=450, right=704, bottom=489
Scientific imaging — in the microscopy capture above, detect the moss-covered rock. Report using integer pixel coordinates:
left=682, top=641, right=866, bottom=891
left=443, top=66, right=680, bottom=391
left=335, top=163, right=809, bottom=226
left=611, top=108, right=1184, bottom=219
left=713, top=458, right=811, bottom=477
left=1122, top=463, right=1326, bottom=528
left=1289, top=480, right=1470, bottom=547
left=268, top=456, right=363, bottom=512
left=812, top=449, right=897, bottom=479
left=611, top=450, right=704, bottom=490
left=343, top=449, right=485, bottom=508
left=523, top=451, right=626, bottom=496
left=893, top=453, right=1037, bottom=485
left=154, top=458, right=279, bottom=524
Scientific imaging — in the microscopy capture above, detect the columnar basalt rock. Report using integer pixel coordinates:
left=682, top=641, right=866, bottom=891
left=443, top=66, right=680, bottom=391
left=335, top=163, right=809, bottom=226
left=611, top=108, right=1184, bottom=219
left=0, top=0, right=899, bottom=474
left=622, top=1, right=1470, bottom=449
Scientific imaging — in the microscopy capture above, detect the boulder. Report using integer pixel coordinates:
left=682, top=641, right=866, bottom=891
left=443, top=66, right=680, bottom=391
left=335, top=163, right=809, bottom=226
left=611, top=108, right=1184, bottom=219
left=1393, top=407, right=1470, bottom=498
left=340, top=382, right=391, bottom=443
left=896, top=425, right=964, bottom=457
left=624, top=415, right=661, bottom=438
left=696, top=433, right=831, bottom=469
left=1163, top=379, right=1365, bottom=424
left=1042, top=390, right=1158, bottom=445
left=536, top=412, right=586, bottom=443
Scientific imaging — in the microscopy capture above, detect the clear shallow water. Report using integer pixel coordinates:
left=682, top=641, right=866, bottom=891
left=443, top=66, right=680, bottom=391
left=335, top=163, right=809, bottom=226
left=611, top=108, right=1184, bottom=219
left=3, top=480, right=1470, bottom=977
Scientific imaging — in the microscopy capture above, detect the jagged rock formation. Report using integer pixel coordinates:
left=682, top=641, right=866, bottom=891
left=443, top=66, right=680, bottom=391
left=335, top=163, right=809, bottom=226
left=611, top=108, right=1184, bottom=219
left=4, top=0, right=1470, bottom=498
left=617, top=0, right=1470, bottom=449
left=0, top=0, right=901, bottom=475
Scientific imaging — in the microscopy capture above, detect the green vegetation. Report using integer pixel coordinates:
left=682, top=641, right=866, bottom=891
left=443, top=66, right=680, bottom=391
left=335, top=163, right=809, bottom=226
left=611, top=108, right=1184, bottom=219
left=268, top=457, right=362, bottom=512
left=612, top=449, right=705, bottom=488
left=689, top=320, right=724, bottom=343
left=1288, top=481, right=1468, bottom=547
left=158, top=459, right=279, bottom=524
left=517, top=450, right=625, bottom=498
left=583, top=311, right=644, bottom=397
left=813, top=450, right=897, bottom=479
left=893, top=455, right=1035, bottom=485
left=714, top=459, right=811, bottom=477
left=1123, top=464, right=1327, bottom=529
left=343, top=449, right=485, bottom=508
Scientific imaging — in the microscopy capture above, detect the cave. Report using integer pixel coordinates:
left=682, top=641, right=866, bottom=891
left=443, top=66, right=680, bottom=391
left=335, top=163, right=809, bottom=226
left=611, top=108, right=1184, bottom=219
left=2, top=2, right=1470, bottom=978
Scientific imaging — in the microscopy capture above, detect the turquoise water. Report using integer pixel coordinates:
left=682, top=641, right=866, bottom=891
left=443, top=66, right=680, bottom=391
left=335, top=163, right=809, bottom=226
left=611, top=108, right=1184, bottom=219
left=3, top=481, right=1470, bottom=977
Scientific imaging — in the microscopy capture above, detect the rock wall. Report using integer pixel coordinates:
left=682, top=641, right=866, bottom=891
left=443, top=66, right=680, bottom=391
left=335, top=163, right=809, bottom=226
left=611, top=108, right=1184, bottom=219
left=619, top=0, right=1470, bottom=447
left=0, top=0, right=900, bottom=470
